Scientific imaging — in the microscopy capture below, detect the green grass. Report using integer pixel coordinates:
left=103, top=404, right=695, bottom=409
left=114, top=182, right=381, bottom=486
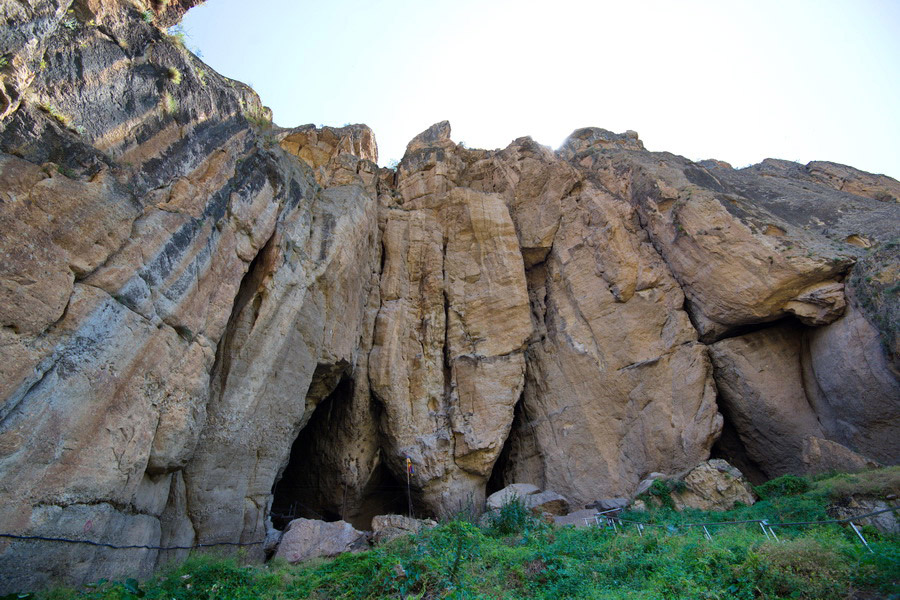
left=24, top=470, right=900, bottom=600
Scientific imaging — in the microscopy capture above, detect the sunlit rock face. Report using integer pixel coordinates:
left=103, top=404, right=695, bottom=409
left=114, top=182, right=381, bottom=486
left=0, top=1, right=898, bottom=592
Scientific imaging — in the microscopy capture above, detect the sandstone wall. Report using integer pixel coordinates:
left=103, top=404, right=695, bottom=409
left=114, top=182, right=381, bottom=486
left=0, top=1, right=897, bottom=592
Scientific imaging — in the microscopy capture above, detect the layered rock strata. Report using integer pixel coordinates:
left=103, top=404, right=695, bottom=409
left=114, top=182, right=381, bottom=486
left=0, top=0, right=898, bottom=592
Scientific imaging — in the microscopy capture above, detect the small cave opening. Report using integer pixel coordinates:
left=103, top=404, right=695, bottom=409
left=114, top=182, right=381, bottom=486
left=349, top=460, right=411, bottom=528
left=486, top=396, right=540, bottom=496
left=710, top=408, right=768, bottom=486
left=269, top=375, right=412, bottom=531
left=270, top=375, right=354, bottom=530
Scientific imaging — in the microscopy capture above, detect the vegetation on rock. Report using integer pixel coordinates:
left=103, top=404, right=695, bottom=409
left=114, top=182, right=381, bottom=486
left=22, top=470, right=899, bottom=600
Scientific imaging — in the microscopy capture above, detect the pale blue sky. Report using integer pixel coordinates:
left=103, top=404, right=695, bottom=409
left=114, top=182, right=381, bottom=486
left=182, top=0, right=900, bottom=178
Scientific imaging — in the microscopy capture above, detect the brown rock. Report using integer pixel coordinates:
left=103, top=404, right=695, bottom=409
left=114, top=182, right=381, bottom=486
left=370, top=142, right=531, bottom=514
left=273, top=519, right=368, bottom=564
left=552, top=508, right=601, bottom=528
left=802, top=437, right=880, bottom=475
left=560, top=136, right=899, bottom=341
left=485, top=483, right=541, bottom=510
left=709, top=323, right=824, bottom=477
left=524, top=491, right=569, bottom=516
left=672, top=460, right=756, bottom=511
left=371, top=514, right=436, bottom=545
left=801, top=298, right=900, bottom=465
left=1, top=5, right=898, bottom=586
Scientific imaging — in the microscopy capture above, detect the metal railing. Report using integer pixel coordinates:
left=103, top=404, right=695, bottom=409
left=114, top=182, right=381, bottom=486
left=583, top=505, right=899, bottom=553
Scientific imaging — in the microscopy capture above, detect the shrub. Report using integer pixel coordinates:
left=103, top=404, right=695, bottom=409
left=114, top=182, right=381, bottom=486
left=485, top=495, right=534, bottom=536
left=166, top=67, right=182, bottom=85
left=754, top=474, right=811, bottom=500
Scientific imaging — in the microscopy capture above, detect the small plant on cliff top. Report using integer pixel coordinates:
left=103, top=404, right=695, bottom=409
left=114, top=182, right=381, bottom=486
left=166, top=66, right=182, bottom=85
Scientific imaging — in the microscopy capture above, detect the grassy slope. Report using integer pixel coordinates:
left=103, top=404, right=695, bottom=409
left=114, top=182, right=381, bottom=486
left=25, top=469, right=900, bottom=600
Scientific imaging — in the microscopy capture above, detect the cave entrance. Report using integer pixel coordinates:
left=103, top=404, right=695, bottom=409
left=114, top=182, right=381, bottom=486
left=486, top=395, right=540, bottom=496
left=270, top=375, right=410, bottom=530
left=710, top=407, right=768, bottom=486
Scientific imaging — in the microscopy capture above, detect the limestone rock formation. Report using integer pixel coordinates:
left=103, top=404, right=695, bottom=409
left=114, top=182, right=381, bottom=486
left=671, top=460, right=756, bottom=511
left=371, top=514, right=437, bottom=545
left=709, top=323, right=825, bottom=477
left=273, top=519, right=368, bottom=564
left=0, top=0, right=898, bottom=592
left=523, top=491, right=570, bottom=516
left=485, top=483, right=541, bottom=511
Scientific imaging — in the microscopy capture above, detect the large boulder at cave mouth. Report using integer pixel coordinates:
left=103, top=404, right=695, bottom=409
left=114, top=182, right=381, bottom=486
left=273, top=519, right=368, bottom=564
left=485, top=483, right=541, bottom=511
left=371, top=514, right=437, bottom=545
left=524, top=490, right=570, bottom=516
left=671, top=460, right=757, bottom=511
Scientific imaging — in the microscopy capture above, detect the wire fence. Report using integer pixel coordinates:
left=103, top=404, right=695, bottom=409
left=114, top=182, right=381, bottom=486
left=0, top=506, right=896, bottom=553
left=585, top=506, right=899, bottom=553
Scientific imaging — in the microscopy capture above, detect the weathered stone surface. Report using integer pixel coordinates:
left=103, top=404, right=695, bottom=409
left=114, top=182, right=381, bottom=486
left=633, top=475, right=665, bottom=498
left=709, top=323, right=824, bottom=477
left=0, top=0, right=898, bottom=587
left=485, top=483, right=541, bottom=510
left=829, top=497, right=899, bottom=535
left=371, top=514, right=436, bottom=545
left=524, top=490, right=569, bottom=516
left=672, top=460, right=756, bottom=511
left=280, top=123, right=378, bottom=188
left=560, top=132, right=899, bottom=341
left=552, top=508, right=600, bottom=528
left=801, top=297, right=900, bottom=465
left=369, top=127, right=531, bottom=515
left=802, top=437, right=880, bottom=475
left=273, top=519, right=368, bottom=564
left=587, top=497, right=630, bottom=512
left=487, top=138, right=721, bottom=507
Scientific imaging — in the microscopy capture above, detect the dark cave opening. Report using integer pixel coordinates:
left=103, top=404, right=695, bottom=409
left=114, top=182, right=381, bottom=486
left=270, top=376, right=354, bottom=530
left=270, top=375, right=411, bottom=531
left=710, top=408, right=768, bottom=486
left=486, top=397, right=529, bottom=497
left=349, top=460, right=410, bottom=528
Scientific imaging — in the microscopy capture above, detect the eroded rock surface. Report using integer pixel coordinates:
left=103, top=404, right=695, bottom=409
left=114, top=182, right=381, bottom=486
left=0, top=2, right=898, bottom=592
left=671, top=460, right=756, bottom=511
left=273, top=519, right=368, bottom=564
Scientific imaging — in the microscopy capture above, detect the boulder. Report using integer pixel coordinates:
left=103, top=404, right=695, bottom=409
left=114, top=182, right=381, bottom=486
left=802, top=437, right=880, bottom=475
left=273, top=519, right=368, bottom=564
left=709, top=323, right=825, bottom=477
left=524, top=491, right=569, bottom=516
left=586, top=497, right=629, bottom=512
left=672, top=460, right=756, bottom=511
left=485, top=483, right=541, bottom=510
left=829, top=497, right=899, bottom=535
left=371, top=514, right=436, bottom=545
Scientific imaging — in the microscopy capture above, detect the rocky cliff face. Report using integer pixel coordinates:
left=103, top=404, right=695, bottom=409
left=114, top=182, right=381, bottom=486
left=0, top=0, right=898, bottom=592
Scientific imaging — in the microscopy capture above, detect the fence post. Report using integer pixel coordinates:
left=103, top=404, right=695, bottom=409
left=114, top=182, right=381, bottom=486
left=849, top=522, right=873, bottom=554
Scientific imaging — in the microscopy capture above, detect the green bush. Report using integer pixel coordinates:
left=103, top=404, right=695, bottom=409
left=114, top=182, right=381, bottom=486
left=754, top=473, right=811, bottom=500
left=27, top=469, right=900, bottom=600
left=485, top=495, right=535, bottom=537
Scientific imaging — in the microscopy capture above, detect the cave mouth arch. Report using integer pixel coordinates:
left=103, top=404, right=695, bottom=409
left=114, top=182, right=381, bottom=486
left=269, top=375, right=410, bottom=531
